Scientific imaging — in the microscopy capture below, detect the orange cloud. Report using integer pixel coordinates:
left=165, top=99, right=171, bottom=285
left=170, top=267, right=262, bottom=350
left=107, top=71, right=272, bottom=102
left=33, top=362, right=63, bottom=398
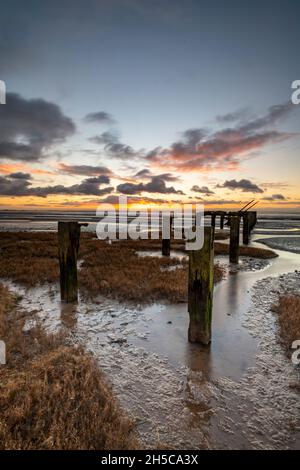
left=0, top=163, right=54, bottom=176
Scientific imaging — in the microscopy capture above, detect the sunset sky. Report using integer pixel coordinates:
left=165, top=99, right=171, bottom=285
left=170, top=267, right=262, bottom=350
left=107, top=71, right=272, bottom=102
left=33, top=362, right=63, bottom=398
left=0, top=0, right=300, bottom=211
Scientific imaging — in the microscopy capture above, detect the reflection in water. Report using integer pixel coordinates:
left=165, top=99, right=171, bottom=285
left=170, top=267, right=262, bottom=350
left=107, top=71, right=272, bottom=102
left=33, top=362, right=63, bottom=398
left=227, top=270, right=239, bottom=312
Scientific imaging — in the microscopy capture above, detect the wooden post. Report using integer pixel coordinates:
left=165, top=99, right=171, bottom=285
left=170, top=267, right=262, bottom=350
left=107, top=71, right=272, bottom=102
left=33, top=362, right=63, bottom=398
left=162, top=238, right=170, bottom=256
left=249, top=211, right=257, bottom=231
left=243, top=212, right=250, bottom=245
left=161, top=215, right=172, bottom=256
left=188, top=227, right=214, bottom=345
left=229, top=216, right=240, bottom=263
left=211, top=213, right=216, bottom=229
left=58, top=221, right=86, bottom=302
left=220, top=214, right=224, bottom=230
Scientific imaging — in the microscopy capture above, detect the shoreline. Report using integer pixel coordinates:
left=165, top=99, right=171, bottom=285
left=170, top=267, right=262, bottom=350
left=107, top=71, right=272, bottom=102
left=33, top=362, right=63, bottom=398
left=256, top=236, right=300, bottom=254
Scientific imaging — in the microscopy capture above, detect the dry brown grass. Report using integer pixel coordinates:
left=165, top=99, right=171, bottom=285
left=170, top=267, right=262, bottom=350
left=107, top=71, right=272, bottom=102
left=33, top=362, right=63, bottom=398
left=214, top=242, right=277, bottom=259
left=0, top=232, right=225, bottom=303
left=0, top=232, right=58, bottom=285
left=0, top=283, right=138, bottom=449
left=273, top=295, right=300, bottom=355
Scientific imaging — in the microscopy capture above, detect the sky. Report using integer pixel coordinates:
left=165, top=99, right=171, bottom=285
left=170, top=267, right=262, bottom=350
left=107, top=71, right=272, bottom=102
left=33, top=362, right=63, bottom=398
left=0, top=0, right=300, bottom=211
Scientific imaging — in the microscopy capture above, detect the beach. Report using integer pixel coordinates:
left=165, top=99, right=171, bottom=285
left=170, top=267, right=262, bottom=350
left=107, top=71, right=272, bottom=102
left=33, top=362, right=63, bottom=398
left=0, top=211, right=299, bottom=449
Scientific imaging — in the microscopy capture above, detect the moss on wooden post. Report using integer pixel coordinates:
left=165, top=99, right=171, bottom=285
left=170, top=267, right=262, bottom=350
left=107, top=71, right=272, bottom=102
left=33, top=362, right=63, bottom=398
left=58, top=221, right=84, bottom=302
left=242, top=213, right=250, bottom=245
left=188, top=226, right=214, bottom=345
left=229, top=215, right=240, bottom=263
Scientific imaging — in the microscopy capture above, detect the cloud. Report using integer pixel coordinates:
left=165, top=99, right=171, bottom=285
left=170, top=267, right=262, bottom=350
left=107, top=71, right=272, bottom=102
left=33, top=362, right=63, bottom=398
left=84, top=111, right=115, bottom=125
left=134, top=169, right=180, bottom=182
left=9, top=172, right=32, bottom=180
left=90, top=131, right=142, bottom=160
left=58, top=163, right=112, bottom=176
left=217, top=179, right=264, bottom=193
left=86, top=102, right=295, bottom=173
left=146, top=102, right=295, bottom=172
left=238, top=102, right=293, bottom=134
left=189, top=198, right=239, bottom=206
left=0, top=163, right=54, bottom=176
left=117, top=176, right=184, bottom=195
left=96, top=195, right=181, bottom=205
left=191, top=185, right=215, bottom=195
left=0, top=174, right=113, bottom=197
left=0, top=93, right=75, bottom=161
left=216, top=108, right=250, bottom=124
left=262, top=194, right=286, bottom=201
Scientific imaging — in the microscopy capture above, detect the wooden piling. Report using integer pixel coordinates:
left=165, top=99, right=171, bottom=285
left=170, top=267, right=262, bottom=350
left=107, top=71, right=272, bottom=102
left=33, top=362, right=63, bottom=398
left=249, top=211, right=257, bottom=231
left=188, top=227, right=214, bottom=345
left=229, top=216, right=240, bottom=263
left=242, top=212, right=250, bottom=245
left=162, top=238, right=170, bottom=256
left=58, top=221, right=86, bottom=302
left=220, top=214, right=224, bottom=230
left=211, top=213, right=216, bottom=229
left=161, top=215, right=172, bottom=256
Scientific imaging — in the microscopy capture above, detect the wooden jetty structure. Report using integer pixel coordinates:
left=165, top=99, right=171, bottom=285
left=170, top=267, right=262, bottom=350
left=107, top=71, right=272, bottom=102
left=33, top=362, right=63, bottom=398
left=57, top=203, right=258, bottom=345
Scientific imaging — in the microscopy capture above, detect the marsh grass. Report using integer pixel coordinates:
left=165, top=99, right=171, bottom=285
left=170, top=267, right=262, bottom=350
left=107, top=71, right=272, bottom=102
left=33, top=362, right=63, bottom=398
left=0, top=231, right=275, bottom=302
left=214, top=242, right=277, bottom=259
left=0, top=283, right=138, bottom=449
left=0, top=232, right=225, bottom=303
left=273, top=295, right=300, bottom=355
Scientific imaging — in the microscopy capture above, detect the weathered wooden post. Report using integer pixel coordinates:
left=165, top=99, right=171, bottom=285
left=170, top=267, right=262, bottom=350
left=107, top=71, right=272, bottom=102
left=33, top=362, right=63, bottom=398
left=188, top=226, right=214, bottom=345
left=249, top=211, right=257, bottom=231
left=220, top=214, right=224, bottom=230
left=161, top=215, right=173, bottom=256
left=211, top=213, right=216, bottom=229
left=229, top=215, right=240, bottom=263
left=162, top=238, right=170, bottom=256
left=242, top=212, right=250, bottom=245
left=58, top=221, right=87, bottom=302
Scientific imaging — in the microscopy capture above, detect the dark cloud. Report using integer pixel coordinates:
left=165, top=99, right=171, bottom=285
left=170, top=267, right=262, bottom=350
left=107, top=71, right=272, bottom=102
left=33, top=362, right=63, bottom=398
left=262, top=194, right=286, bottom=201
left=134, top=169, right=180, bottom=182
left=134, top=169, right=152, bottom=178
left=84, top=111, right=115, bottom=125
left=191, top=185, right=215, bottom=195
left=117, top=176, right=184, bottom=195
left=238, top=102, right=293, bottom=134
left=9, top=172, right=32, bottom=180
left=215, top=108, right=250, bottom=124
left=217, top=179, right=264, bottom=193
left=0, top=174, right=113, bottom=197
left=90, top=131, right=142, bottom=160
left=58, top=163, right=112, bottom=176
left=0, top=174, right=32, bottom=196
left=0, top=93, right=75, bottom=161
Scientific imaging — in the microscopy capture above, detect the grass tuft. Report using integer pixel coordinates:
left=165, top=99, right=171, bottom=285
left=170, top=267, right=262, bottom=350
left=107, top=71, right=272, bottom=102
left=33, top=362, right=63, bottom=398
left=0, top=283, right=138, bottom=450
left=273, top=295, right=300, bottom=355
